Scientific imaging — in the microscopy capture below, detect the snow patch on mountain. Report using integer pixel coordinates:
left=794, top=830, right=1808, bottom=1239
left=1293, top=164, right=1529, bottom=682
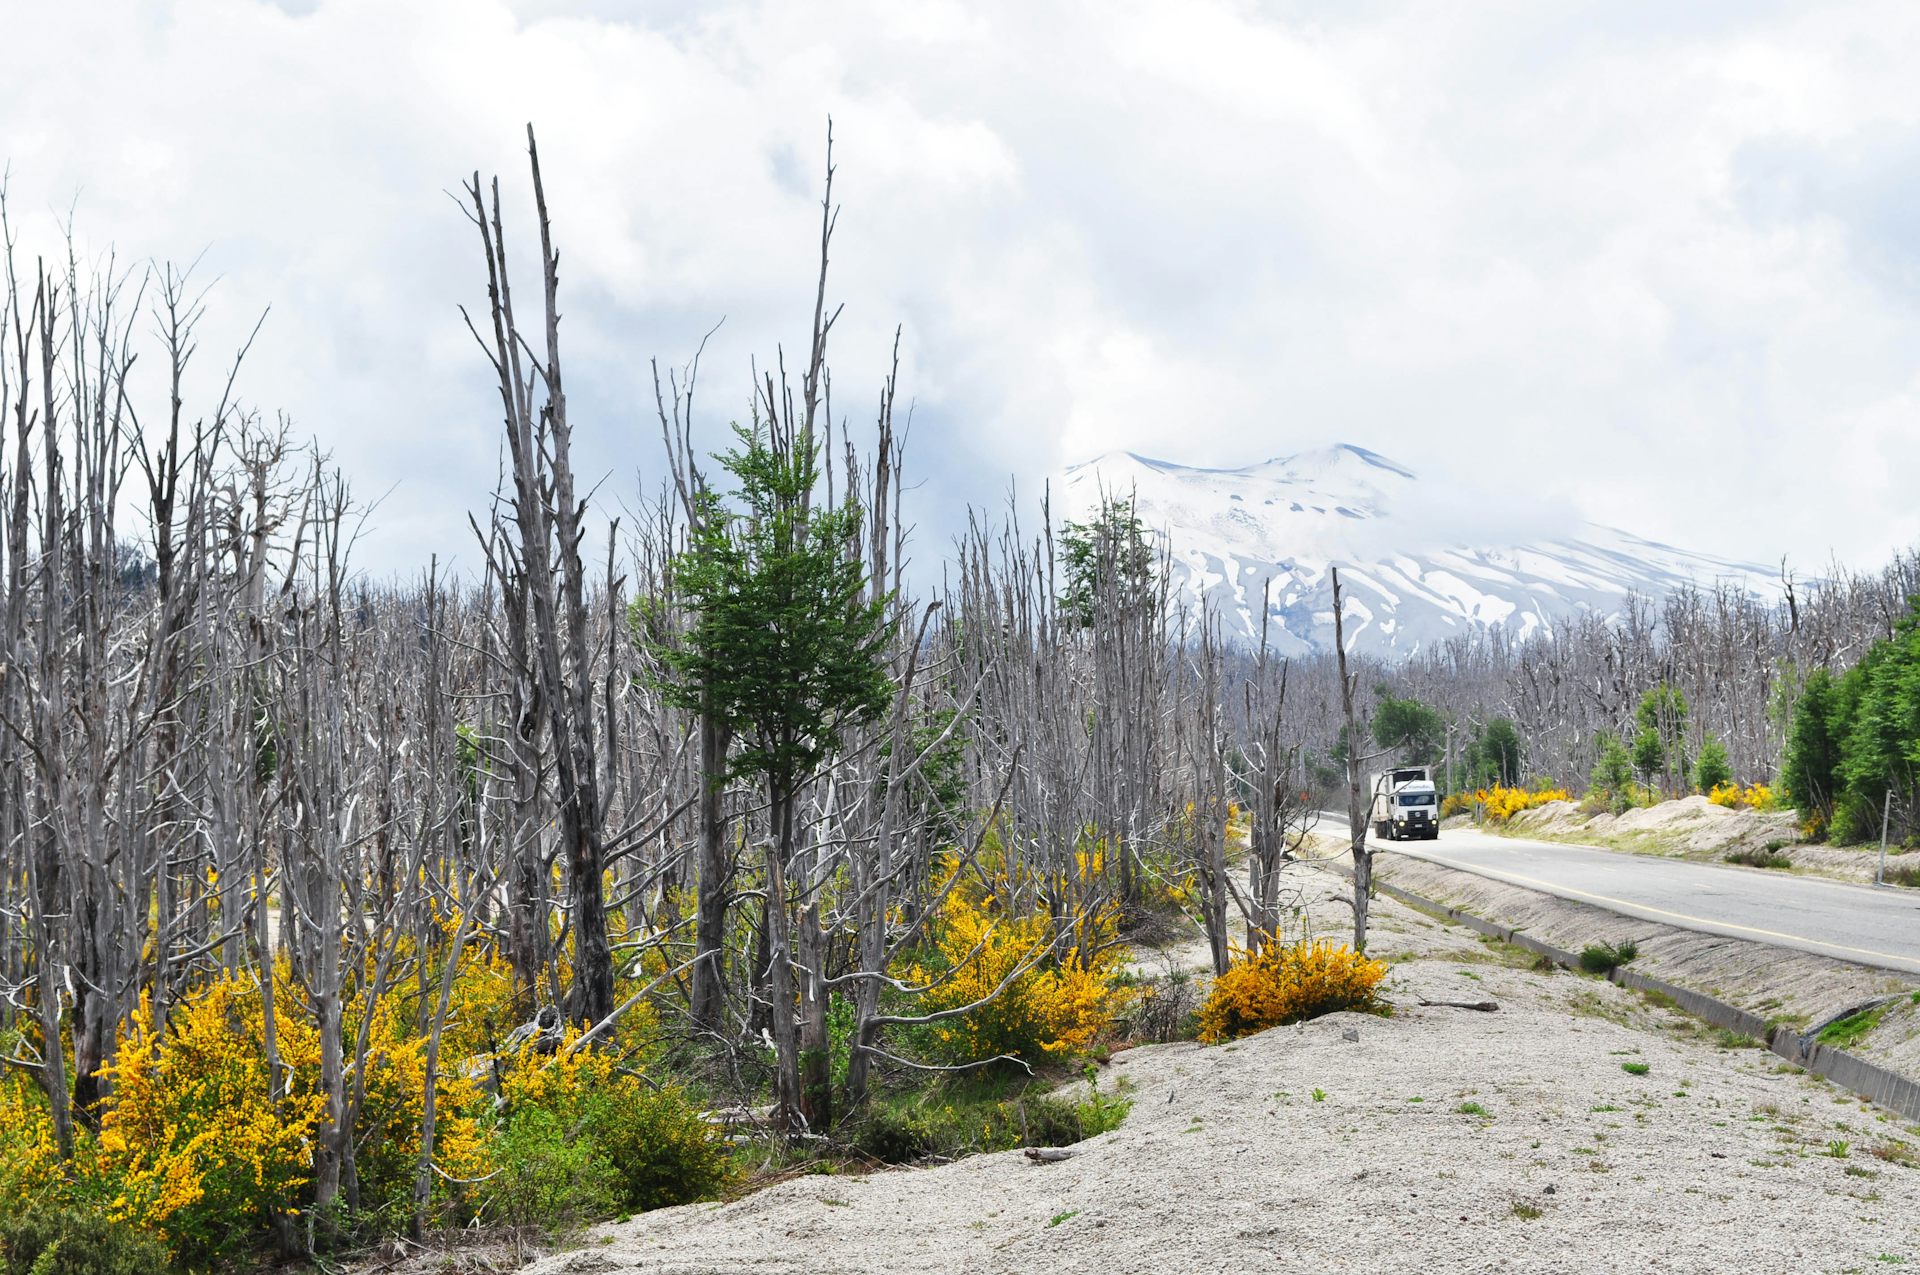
left=1060, top=445, right=1774, bottom=656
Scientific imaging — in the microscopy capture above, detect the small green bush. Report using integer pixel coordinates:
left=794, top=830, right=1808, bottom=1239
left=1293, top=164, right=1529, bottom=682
left=479, top=1105, right=622, bottom=1233
left=0, top=1204, right=174, bottom=1275
left=849, top=1075, right=1131, bottom=1165
left=1578, top=940, right=1639, bottom=974
left=586, top=1084, right=735, bottom=1212
left=1726, top=846, right=1792, bottom=870
left=1621, top=1061, right=1650, bottom=1076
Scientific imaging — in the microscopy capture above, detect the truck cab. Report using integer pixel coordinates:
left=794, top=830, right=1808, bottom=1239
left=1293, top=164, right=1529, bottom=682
left=1385, top=779, right=1439, bottom=840
left=1368, top=766, right=1440, bottom=841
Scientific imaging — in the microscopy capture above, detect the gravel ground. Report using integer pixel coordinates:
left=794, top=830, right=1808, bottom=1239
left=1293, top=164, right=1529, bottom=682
left=521, top=893, right=1920, bottom=1275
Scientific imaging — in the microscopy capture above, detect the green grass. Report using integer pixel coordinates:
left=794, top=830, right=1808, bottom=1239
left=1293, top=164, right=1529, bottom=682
left=1621, top=1061, right=1650, bottom=1076
left=1312, top=1088, right=1326, bottom=1103
left=1047, top=1210, right=1080, bottom=1228
left=1819, top=1004, right=1892, bottom=1051
left=1579, top=940, right=1640, bottom=975
left=1456, top=1101, right=1489, bottom=1117
left=1510, top=1200, right=1542, bottom=1220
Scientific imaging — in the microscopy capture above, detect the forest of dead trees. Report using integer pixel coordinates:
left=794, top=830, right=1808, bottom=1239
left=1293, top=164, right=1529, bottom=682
left=0, top=129, right=1915, bottom=1255
left=0, top=132, right=1336, bottom=1244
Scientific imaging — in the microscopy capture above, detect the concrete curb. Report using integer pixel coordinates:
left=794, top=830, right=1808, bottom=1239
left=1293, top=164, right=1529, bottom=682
left=1375, top=878, right=1920, bottom=1125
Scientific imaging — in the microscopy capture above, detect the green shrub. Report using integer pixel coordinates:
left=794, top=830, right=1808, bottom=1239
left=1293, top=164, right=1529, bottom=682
left=1578, top=940, right=1639, bottom=974
left=490, top=1043, right=735, bottom=1224
left=1693, top=737, right=1732, bottom=794
left=849, top=1074, right=1131, bottom=1165
left=1725, top=846, right=1792, bottom=870
left=479, top=1105, right=621, bottom=1233
left=1620, top=1061, right=1650, bottom=1076
left=0, top=1204, right=173, bottom=1275
left=585, top=1083, right=735, bottom=1212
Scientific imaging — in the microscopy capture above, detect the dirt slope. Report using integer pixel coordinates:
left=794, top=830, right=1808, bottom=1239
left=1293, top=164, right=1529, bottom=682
left=1501, top=796, right=1920, bottom=886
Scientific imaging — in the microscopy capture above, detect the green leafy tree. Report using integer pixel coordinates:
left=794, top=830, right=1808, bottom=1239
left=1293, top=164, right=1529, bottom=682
left=651, top=422, right=894, bottom=1128
left=1467, top=717, right=1523, bottom=788
left=1371, top=695, right=1444, bottom=765
left=1312, top=723, right=1354, bottom=793
left=1590, top=731, right=1635, bottom=814
left=1693, top=736, right=1732, bottom=794
left=1832, top=614, right=1920, bottom=841
left=1632, top=684, right=1690, bottom=794
left=1059, top=498, right=1156, bottom=630
left=1782, top=667, right=1843, bottom=826
left=1779, top=605, right=1920, bottom=843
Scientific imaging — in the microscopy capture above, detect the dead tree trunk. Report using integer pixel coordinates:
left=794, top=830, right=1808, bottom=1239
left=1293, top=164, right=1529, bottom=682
left=1332, top=568, right=1373, bottom=952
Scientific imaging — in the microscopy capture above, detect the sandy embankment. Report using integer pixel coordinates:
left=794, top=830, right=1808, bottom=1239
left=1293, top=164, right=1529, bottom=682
left=522, top=887, right=1920, bottom=1275
left=1500, top=795, right=1920, bottom=886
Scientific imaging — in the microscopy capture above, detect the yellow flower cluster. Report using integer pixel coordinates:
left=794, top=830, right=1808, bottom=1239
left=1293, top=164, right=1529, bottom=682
left=1475, top=783, right=1572, bottom=823
left=0, top=1074, right=67, bottom=1204
left=1197, top=939, right=1387, bottom=1043
left=99, top=979, right=326, bottom=1235
left=907, top=855, right=1124, bottom=1064
left=1706, top=781, right=1775, bottom=810
left=2, top=940, right=510, bottom=1263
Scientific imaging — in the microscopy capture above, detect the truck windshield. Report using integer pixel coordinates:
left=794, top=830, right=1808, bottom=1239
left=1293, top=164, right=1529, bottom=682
left=1398, top=794, right=1436, bottom=807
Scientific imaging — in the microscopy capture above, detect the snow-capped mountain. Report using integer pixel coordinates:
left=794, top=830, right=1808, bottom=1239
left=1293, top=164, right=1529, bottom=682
left=1059, top=445, right=1774, bottom=657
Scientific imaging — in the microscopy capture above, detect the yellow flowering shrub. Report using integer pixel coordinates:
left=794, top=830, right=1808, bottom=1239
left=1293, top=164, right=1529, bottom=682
left=906, top=855, right=1125, bottom=1065
left=98, top=977, right=325, bottom=1258
left=93, top=948, right=497, bottom=1257
left=1475, top=783, right=1572, bottom=823
left=1197, top=939, right=1387, bottom=1043
left=342, top=992, right=492, bottom=1223
left=1707, top=782, right=1776, bottom=811
left=0, top=1073, right=67, bottom=1207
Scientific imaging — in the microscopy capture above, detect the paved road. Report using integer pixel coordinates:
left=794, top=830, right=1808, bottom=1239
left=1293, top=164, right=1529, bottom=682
left=1340, top=817, right=1920, bottom=977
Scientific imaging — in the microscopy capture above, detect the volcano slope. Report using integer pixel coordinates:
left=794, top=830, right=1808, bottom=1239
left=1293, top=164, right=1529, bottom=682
left=524, top=890, right=1920, bottom=1275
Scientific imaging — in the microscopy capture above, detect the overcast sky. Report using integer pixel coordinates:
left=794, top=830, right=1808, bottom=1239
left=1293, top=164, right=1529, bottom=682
left=4, top=0, right=1917, bottom=578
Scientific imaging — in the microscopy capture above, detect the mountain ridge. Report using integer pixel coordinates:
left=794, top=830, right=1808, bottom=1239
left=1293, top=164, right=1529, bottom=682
left=1059, top=445, right=1774, bottom=656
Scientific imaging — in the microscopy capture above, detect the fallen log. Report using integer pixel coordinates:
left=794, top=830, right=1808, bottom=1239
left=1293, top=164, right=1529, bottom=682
left=1416, top=999, right=1499, bottom=1012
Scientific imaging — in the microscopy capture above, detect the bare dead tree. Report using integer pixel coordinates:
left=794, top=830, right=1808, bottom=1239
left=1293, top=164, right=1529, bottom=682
left=461, top=127, right=616, bottom=1026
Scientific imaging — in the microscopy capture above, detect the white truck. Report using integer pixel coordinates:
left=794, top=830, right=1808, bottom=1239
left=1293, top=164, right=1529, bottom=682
left=1369, top=766, right=1439, bottom=841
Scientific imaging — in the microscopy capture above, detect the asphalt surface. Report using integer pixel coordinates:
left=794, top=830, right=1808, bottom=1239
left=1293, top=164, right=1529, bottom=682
left=1343, top=816, right=1920, bottom=977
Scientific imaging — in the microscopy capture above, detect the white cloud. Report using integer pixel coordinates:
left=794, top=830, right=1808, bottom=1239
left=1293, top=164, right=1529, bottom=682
left=1, top=0, right=1916, bottom=578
